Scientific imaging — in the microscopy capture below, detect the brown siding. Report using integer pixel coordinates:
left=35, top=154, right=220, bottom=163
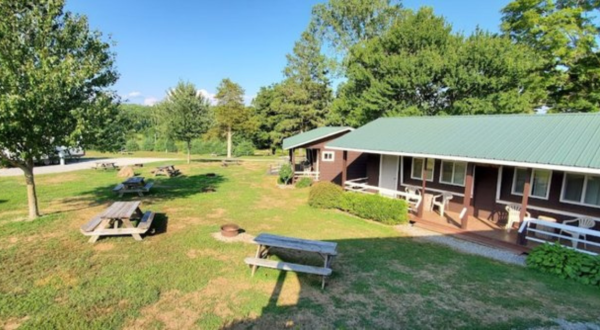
left=366, top=153, right=380, bottom=186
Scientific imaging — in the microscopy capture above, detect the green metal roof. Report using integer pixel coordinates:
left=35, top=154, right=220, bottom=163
left=282, top=127, right=353, bottom=150
left=327, top=114, right=600, bottom=173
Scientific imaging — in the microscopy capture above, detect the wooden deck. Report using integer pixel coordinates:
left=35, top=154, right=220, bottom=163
left=412, top=209, right=532, bottom=254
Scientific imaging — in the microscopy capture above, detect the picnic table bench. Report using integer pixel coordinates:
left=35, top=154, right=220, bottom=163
left=221, top=159, right=242, bottom=167
left=92, top=162, right=119, bottom=170
left=152, top=165, right=180, bottom=177
left=113, top=176, right=154, bottom=197
left=80, top=201, right=155, bottom=243
left=244, top=233, right=338, bottom=289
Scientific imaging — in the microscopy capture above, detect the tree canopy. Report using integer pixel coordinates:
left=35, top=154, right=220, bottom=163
left=0, top=0, right=120, bottom=218
left=214, top=79, right=255, bottom=158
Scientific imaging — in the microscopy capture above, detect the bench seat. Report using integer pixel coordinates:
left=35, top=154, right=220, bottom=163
left=113, top=184, right=124, bottom=192
left=80, top=216, right=103, bottom=233
left=244, top=257, right=332, bottom=276
left=137, top=211, right=155, bottom=232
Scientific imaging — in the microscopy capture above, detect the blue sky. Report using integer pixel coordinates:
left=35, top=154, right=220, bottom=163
left=66, top=0, right=511, bottom=106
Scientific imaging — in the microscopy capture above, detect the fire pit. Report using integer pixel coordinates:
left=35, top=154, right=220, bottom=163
left=220, top=223, right=240, bottom=237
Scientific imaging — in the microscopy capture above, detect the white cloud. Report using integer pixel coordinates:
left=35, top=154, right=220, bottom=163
left=143, top=97, right=159, bottom=106
left=127, top=91, right=142, bottom=98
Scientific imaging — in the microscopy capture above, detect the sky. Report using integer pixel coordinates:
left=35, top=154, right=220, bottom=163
left=65, top=0, right=511, bottom=106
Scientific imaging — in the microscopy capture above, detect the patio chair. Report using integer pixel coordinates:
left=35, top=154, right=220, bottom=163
left=405, top=186, right=422, bottom=210
left=505, top=204, right=530, bottom=231
left=432, top=192, right=453, bottom=217
left=559, top=217, right=597, bottom=249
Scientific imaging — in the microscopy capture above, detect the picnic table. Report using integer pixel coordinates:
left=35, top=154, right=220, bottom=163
left=244, top=233, right=338, bottom=289
left=221, top=159, right=242, bottom=167
left=92, top=162, right=119, bottom=170
left=113, top=176, right=154, bottom=197
left=152, top=165, right=180, bottom=177
left=79, top=201, right=155, bottom=243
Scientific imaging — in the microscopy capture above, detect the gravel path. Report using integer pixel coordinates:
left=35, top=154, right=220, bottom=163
left=0, top=158, right=176, bottom=177
left=396, top=224, right=527, bottom=266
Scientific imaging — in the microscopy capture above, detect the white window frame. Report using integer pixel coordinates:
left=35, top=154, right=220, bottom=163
left=439, top=160, right=467, bottom=187
left=322, top=151, right=335, bottom=162
left=511, top=168, right=552, bottom=200
left=560, top=172, right=600, bottom=209
left=410, top=158, right=434, bottom=182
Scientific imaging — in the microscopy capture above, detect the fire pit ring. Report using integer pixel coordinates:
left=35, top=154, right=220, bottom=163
left=221, top=223, right=240, bottom=237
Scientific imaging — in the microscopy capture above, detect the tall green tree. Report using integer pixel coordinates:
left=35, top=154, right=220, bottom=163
left=501, top=0, right=600, bottom=112
left=161, top=81, right=211, bottom=164
left=250, top=84, right=281, bottom=153
left=331, top=8, right=545, bottom=126
left=214, top=79, right=255, bottom=158
left=0, top=0, right=121, bottom=219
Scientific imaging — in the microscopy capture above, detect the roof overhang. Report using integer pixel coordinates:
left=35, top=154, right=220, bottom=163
left=326, top=146, right=600, bottom=175
left=283, top=128, right=354, bottom=150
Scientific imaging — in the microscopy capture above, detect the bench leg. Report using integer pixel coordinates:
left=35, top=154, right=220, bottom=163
left=131, top=233, right=143, bottom=241
left=251, top=245, right=262, bottom=277
left=88, top=235, right=100, bottom=243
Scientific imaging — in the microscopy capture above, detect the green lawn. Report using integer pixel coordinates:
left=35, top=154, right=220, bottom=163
left=0, top=158, right=599, bottom=329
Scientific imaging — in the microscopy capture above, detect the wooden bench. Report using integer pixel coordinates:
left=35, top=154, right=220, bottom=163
left=80, top=212, right=156, bottom=237
left=80, top=215, right=103, bottom=234
left=137, top=211, right=155, bottom=233
left=114, top=181, right=154, bottom=197
left=244, top=257, right=332, bottom=289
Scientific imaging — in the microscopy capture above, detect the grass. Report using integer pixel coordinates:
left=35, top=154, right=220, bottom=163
left=1, top=158, right=599, bottom=329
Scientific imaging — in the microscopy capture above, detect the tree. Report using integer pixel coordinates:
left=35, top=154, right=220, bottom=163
left=214, top=79, right=255, bottom=158
left=331, top=8, right=545, bottom=126
left=160, top=81, right=211, bottom=164
left=0, top=0, right=120, bottom=219
left=501, top=0, right=600, bottom=112
left=250, top=84, right=280, bottom=153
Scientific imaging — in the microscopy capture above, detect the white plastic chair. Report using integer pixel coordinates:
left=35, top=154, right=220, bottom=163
left=405, top=186, right=422, bottom=210
left=432, top=192, right=453, bottom=217
left=559, top=217, right=597, bottom=248
left=505, top=204, right=530, bottom=231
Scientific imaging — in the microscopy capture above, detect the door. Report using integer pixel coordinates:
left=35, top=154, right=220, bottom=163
left=379, top=155, right=399, bottom=192
left=473, top=166, right=499, bottom=220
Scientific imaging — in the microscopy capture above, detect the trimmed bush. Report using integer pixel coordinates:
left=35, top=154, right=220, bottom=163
left=142, top=138, right=154, bottom=151
left=295, top=177, right=313, bottom=189
left=125, top=139, right=140, bottom=152
left=234, top=140, right=255, bottom=157
left=308, top=182, right=343, bottom=209
left=527, top=243, right=600, bottom=287
left=341, top=192, right=409, bottom=225
left=278, top=163, right=293, bottom=185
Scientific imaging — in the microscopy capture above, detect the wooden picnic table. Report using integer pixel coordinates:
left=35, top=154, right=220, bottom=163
left=92, top=161, right=118, bottom=170
left=245, top=233, right=338, bottom=289
left=114, top=176, right=154, bottom=197
left=79, top=201, right=155, bottom=243
left=153, top=165, right=180, bottom=177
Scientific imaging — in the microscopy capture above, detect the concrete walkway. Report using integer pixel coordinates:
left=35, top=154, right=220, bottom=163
left=0, top=158, right=175, bottom=177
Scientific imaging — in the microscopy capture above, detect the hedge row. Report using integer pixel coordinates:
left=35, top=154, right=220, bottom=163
left=308, top=182, right=409, bottom=225
left=527, top=243, right=600, bottom=287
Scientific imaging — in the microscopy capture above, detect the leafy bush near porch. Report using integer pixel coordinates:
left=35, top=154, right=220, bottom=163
left=527, top=243, right=600, bottom=287
left=295, top=177, right=313, bottom=188
left=278, top=163, right=294, bottom=185
left=308, top=181, right=343, bottom=208
left=341, top=192, right=409, bottom=225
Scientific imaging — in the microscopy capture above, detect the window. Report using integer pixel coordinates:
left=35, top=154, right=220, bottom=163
left=411, top=158, right=434, bottom=181
left=439, top=161, right=467, bottom=186
left=322, top=151, right=334, bottom=162
left=511, top=168, right=552, bottom=199
left=561, top=173, right=600, bottom=207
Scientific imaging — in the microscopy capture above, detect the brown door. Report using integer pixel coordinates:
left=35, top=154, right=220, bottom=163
left=473, top=166, right=499, bottom=220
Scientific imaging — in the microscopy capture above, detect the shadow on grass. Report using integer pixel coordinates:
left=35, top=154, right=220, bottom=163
left=150, top=212, right=169, bottom=235
left=0, top=199, right=6, bottom=204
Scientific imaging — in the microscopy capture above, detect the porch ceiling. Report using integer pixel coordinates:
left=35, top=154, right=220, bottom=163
left=327, top=113, right=600, bottom=174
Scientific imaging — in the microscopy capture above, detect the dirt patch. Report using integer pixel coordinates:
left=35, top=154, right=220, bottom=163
left=38, top=173, right=79, bottom=185
left=185, top=248, right=231, bottom=262
left=211, top=232, right=255, bottom=244
left=2, top=316, right=30, bottom=330
left=207, top=208, right=226, bottom=219
left=93, top=243, right=115, bottom=251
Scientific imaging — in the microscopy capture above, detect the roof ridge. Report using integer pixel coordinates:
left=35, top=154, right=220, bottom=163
left=380, top=113, right=600, bottom=120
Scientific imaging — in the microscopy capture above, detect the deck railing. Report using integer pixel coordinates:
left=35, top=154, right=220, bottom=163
left=518, top=218, right=600, bottom=256
left=343, top=179, right=422, bottom=209
left=294, top=171, right=320, bottom=181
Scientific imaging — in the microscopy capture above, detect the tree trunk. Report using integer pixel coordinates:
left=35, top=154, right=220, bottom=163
left=22, top=162, right=40, bottom=219
left=227, top=126, right=232, bottom=159
left=187, top=140, right=191, bottom=164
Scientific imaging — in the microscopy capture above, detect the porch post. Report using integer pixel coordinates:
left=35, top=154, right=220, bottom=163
left=341, top=150, right=348, bottom=185
left=316, top=149, right=320, bottom=181
left=417, top=158, right=428, bottom=218
left=290, top=148, right=296, bottom=183
left=519, top=168, right=532, bottom=222
left=461, top=163, right=474, bottom=229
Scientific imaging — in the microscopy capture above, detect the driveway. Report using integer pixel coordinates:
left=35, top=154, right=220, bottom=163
left=0, top=158, right=176, bottom=177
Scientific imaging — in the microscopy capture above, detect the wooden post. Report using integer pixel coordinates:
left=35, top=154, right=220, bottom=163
left=341, top=150, right=348, bottom=185
left=461, top=163, right=474, bottom=229
left=289, top=149, right=296, bottom=183
left=519, top=168, right=532, bottom=222
left=417, top=158, right=428, bottom=218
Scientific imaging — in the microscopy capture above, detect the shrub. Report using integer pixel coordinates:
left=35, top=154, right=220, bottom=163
left=308, top=182, right=343, bottom=209
left=295, top=177, right=313, bottom=189
left=191, top=139, right=207, bottom=154
left=154, top=139, right=178, bottom=153
left=142, top=138, right=154, bottom=151
left=125, top=139, right=140, bottom=152
left=278, top=163, right=293, bottom=185
left=234, top=140, right=255, bottom=157
left=527, top=243, right=600, bottom=287
left=341, top=192, right=409, bottom=225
